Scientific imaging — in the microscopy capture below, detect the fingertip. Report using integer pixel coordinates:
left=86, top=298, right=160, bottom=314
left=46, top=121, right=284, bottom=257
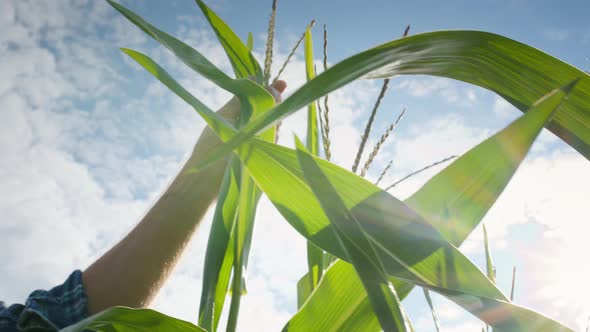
left=272, top=80, right=287, bottom=93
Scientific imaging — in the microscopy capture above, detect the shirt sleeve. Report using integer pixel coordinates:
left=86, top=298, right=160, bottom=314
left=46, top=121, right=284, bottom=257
left=0, top=270, right=89, bottom=331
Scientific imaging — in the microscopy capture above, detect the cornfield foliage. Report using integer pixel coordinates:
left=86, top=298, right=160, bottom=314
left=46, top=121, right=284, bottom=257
left=63, top=0, right=590, bottom=331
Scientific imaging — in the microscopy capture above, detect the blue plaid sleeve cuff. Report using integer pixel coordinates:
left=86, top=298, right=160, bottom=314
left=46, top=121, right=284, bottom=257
left=0, top=270, right=89, bottom=331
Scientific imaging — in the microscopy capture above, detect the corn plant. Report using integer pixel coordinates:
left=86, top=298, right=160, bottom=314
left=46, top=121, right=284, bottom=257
left=63, top=0, right=590, bottom=331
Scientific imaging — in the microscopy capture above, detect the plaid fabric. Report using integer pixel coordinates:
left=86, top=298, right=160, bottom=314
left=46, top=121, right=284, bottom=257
left=0, top=270, right=89, bottom=331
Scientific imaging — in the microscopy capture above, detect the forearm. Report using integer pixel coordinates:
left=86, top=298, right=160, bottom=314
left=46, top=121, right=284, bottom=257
left=82, top=133, right=227, bottom=314
left=81, top=81, right=285, bottom=315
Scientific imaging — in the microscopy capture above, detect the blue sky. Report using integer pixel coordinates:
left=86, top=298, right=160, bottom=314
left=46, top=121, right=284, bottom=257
left=1, top=0, right=589, bottom=331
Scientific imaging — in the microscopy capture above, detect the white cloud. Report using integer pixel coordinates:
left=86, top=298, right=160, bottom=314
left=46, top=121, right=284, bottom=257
left=474, top=149, right=590, bottom=330
left=543, top=28, right=570, bottom=41
left=466, top=89, right=477, bottom=103
left=393, top=77, right=478, bottom=107
left=401, top=145, right=590, bottom=330
left=396, top=77, right=455, bottom=99
left=0, top=0, right=193, bottom=306
left=493, top=95, right=518, bottom=119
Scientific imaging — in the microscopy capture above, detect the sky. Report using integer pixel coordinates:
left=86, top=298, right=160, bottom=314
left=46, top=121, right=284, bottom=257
left=0, top=0, right=589, bottom=331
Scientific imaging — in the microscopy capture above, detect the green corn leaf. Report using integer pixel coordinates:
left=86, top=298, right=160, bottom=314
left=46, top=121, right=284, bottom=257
left=288, top=261, right=380, bottom=331
left=303, top=24, right=325, bottom=294
left=304, top=28, right=319, bottom=156
left=405, top=79, right=579, bottom=246
left=290, top=261, right=416, bottom=332
left=60, top=307, right=206, bottom=332
left=423, top=288, right=441, bottom=332
left=195, top=31, right=590, bottom=171
left=227, top=167, right=260, bottom=332
left=235, top=137, right=528, bottom=329
left=237, top=137, right=506, bottom=297
left=226, top=98, right=277, bottom=332
left=184, top=8, right=276, bottom=326
left=108, top=1, right=233, bottom=90
left=295, top=137, right=410, bottom=332
left=120, top=48, right=275, bottom=145
left=226, top=90, right=277, bottom=332
left=296, top=273, right=312, bottom=309
left=284, top=83, right=576, bottom=331
left=107, top=0, right=274, bottom=123
left=225, top=95, right=278, bottom=332
left=194, top=0, right=263, bottom=81
left=483, top=224, right=496, bottom=284
left=227, top=105, right=276, bottom=319
left=237, top=84, right=573, bottom=331
left=110, top=0, right=261, bottom=83
left=305, top=242, right=324, bottom=293
left=290, top=258, right=574, bottom=332
left=247, top=32, right=254, bottom=51
left=198, top=158, right=240, bottom=331
left=121, top=49, right=236, bottom=141
left=238, top=137, right=567, bottom=330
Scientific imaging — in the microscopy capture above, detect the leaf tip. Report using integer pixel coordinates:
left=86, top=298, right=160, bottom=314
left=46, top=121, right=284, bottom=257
left=293, top=134, right=306, bottom=150
left=561, top=77, right=581, bottom=94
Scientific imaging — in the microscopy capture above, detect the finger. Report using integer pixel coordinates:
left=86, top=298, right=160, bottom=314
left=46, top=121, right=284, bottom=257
left=268, top=80, right=287, bottom=103
left=272, top=80, right=287, bottom=93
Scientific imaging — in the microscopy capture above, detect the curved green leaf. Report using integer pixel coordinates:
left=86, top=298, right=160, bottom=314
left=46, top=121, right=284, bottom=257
left=295, top=273, right=311, bottom=309
left=247, top=135, right=567, bottom=330
left=483, top=224, right=496, bottom=284
left=304, top=28, right=319, bottom=156
left=226, top=95, right=277, bottom=332
left=60, top=307, right=206, bottom=332
left=198, top=158, right=240, bottom=331
left=121, top=49, right=236, bottom=141
left=282, top=83, right=575, bottom=331
left=247, top=32, right=254, bottom=51
left=238, top=136, right=507, bottom=294
left=235, top=138, right=522, bottom=328
left=226, top=167, right=260, bottom=332
left=194, top=0, right=263, bottom=81
left=296, top=138, right=410, bottom=331
left=197, top=31, right=590, bottom=170
left=289, top=257, right=575, bottom=332
left=287, top=261, right=381, bottom=331
left=107, top=0, right=274, bottom=123
left=303, top=25, right=325, bottom=294
left=405, top=79, right=579, bottom=246
left=241, top=86, right=572, bottom=331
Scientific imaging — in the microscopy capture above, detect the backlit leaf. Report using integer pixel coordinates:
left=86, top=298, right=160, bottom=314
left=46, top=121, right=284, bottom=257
left=61, top=307, right=206, bottom=332
left=197, top=31, right=590, bottom=170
